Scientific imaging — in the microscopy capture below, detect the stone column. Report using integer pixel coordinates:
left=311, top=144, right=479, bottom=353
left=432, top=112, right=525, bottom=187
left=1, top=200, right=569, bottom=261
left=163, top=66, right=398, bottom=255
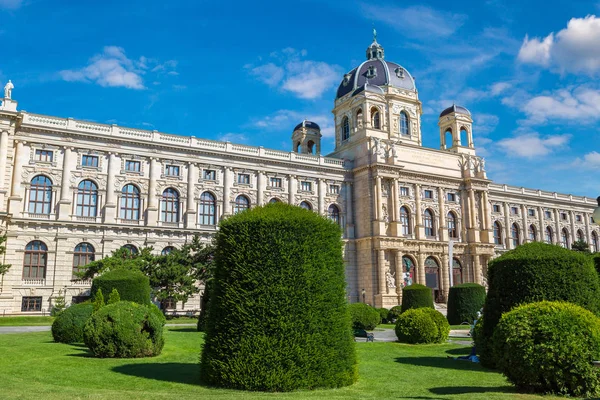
left=414, top=184, right=422, bottom=239
left=57, top=147, right=73, bottom=220
left=222, top=167, right=232, bottom=215
left=538, top=206, right=545, bottom=242
left=288, top=175, right=296, bottom=205
left=570, top=210, right=576, bottom=242
left=585, top=212, right=592, bottom=245
left=0, top=130, right=8, bottom=209
left=345, top=182, right=355, bottom=238
left=257, top=171, right=265, bottom=206
left=318, top=178, right=326, bottom=215
left=473, top=254, right=482, bottom=285
left=417, top=253, right=426, bottom=285
left=146, top=158, right=159, bottom=225
left=438, top=187, right=447, bottom=241
left=503, top=202, right=511, bottom=248
left=8, top=140, right=25, bottom=215
left=377, top=249, right=386, bottom=295
left=441, top=253, right=450, bottom=301
left=394, top=250, right=403, bottom=304
left=554, top=209, right=561, bottom=245
left=185, top=162, right=196, bottom=228
left=374, top=176, right=382, bottom=221
left=103, top=152, right=119, bottom=223
left=390, top=179, right=399, bottom=236
left=521, top=204, right=528, bottom=243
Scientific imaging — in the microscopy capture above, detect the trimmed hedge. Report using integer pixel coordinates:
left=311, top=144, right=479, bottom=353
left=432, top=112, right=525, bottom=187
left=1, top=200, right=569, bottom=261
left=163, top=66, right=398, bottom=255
left=593, top=253, right=600, bottom=276
left=377, top=307, right=389, bottom=324
left=401, top=284, right=434, bottom=313
left=83, top=301, right=165, bottom=358
left=421, top=308, right=450, bottom=343
left=493, top=301, right=600, bottom=397
left=349, top=303, right=381, bottom=330
left=395, top=308, right=444, bottom=344
left=478, top=242, right=600, bottom=367
left=200, top=203, right=357, bottom=391
left=91, top=269, right=151, bottom=306
left=446, top=283, right=486, bottom=325
left=51, top=303, right=93, bottom=343
left=387, top=305, right=403, bottom=323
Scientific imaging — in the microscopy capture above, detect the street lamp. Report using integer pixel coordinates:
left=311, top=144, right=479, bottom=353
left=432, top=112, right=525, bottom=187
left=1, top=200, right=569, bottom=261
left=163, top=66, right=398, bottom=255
left=593, top=196, right=600, bottom=225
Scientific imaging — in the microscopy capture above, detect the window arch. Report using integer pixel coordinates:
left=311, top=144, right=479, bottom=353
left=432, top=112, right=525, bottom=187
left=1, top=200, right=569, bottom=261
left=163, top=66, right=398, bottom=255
left=307, top=141, right=315, bottom=154
left=73, top=243, right=95, bottom=278
left=592, top=232, right=599, bottom=252
left=28, top=175, right=52, bottom=215
left=160, top=188, right=180, bottom=223
left=356, top=108, right=363, bottom=128
left=423, top=209, right=435, bottom=237
left=371, top=107, right=380, bottom=129
left=161, top=246, right=175, bottom=256
left=234, top=195, right=250, bottom=214
left=399, top=111, right=409, bottom=135
left=328, top=204, right=340, bottom=225
left=199, top=192, right=216, bottom=225
left=545, top=226, right=553, bottom=244
left=444, top=128, right=453, bottom=148
left=493, top=221, right=502, bottom=245
left=295, top=142, right=301, bottom=152
left=269, top=198, right=281, bottom=204
left=577, top=229, right=584, bottom=242
left=528, top=224, right=537, bottom=242
left=447, top=212, right=458, bottom=239
left=300, top=201, right=312, bottom=211
left=400, top=206, right=411, bottom=236
left=23, top=240, right=47, bottom=279
left=120, top=184, right=140, bottom=220
left=424, top=257, right=440, bottom=294
left=561, top=228, right=569, bottom=248
left=452, top=258, right=463, bottom=285
left=460, top=126, right=468, bottom=145
left=76, top=180, right=98, bottom=217
left=402, top=256, right=415, bottom=287
left=341, top=116, right=350, bottom=141
left=122, top=244, right=138, bottom=256
left=511, top=223, right=520, bottom=247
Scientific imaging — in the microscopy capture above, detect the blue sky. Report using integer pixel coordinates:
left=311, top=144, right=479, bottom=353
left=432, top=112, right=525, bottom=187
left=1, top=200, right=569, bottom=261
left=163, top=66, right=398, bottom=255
left=1, top=0, right=600, bottom=197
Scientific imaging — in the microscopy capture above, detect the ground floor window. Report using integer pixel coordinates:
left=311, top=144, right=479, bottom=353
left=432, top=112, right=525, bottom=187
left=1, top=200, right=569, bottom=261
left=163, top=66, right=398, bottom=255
left=21, top=296, right=42, bottom=312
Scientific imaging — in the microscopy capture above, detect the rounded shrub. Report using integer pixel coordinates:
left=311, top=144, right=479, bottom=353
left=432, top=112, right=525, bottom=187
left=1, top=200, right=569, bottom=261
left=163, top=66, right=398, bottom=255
left=377, top=307, right=389, bottom=324
left=91, top=269, right=151, bottom=306
left=401, top=284, right=434, bottom=313
left=51, top=303, right=93, bottom=343
left=349, top=303, right=381, bottom=330
left=479, top=242, right=600, bottom=367
left=493, top=301, right=600, bottom=397
left=200, top=203, right=356, bottom=391
left=446, top=283, right=486, bottom=325
left=387, top=305, right=403, bottom=323
left=395, top=308, right=440, bottom=344
left=83, top=301, right=165, bottom=358
left=420, top=308, right=450, bottom=343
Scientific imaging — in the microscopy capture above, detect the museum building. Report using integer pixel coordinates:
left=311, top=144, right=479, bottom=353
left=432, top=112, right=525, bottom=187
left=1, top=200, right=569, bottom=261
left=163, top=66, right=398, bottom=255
left=0, top=36, right=598, bottom=314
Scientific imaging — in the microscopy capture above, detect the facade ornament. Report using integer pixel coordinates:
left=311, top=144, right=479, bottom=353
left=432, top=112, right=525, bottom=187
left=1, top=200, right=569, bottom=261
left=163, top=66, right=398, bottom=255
left=373, top=137, right=385, bottom=157
left=4, top=80, right=14, bottom=99
left=386, top=268, right=396, bottom=289
left=479, top=157, right=486, bottom=171
left=385, top=140, right=398, bottom=159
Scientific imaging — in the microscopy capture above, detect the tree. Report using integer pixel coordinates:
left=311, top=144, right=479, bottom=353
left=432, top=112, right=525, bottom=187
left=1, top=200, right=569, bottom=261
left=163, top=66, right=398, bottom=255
left=572, top=240, right=591, bottom=253
left=0, top=235, right=12, bottom=289
left=93, top=288, right=105, bottom=312
left=76, top=247, right=154, bottom=281
left=107, top=288, right=121, bottom=304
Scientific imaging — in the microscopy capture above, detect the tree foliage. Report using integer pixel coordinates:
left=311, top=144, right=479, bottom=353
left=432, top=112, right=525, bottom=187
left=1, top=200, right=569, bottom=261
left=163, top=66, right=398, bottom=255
left=0, top=235, right=11, bottom=277
left=572, top=240, right=591, bottom=253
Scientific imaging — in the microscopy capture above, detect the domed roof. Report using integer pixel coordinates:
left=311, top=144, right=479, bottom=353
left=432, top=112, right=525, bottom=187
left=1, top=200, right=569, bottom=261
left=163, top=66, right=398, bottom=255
left=439, top=104, right=471, bottom=118
left=336, top=35, right=416, bottom=100
left=293, top=120, right=320, bottom=131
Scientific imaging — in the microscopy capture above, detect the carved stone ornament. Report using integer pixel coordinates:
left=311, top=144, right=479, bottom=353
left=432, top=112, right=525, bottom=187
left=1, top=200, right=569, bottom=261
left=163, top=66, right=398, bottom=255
left=386, top=268, right=396, bottom=289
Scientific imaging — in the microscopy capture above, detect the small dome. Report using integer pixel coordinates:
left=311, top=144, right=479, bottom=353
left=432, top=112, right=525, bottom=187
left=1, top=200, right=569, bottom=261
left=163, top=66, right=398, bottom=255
left=439, top=104, right=471, bottom=118
left=293, top=120, right=320, bottom=131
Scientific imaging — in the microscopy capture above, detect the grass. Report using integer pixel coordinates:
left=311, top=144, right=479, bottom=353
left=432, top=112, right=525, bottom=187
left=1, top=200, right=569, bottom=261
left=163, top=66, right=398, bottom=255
left=0, top=316, right=54, bottom=326
left=0, top=326, right=565, bottom=399
left=164, top=317, right=198, bottom=325
left=378, top=323, right=472, bottom=330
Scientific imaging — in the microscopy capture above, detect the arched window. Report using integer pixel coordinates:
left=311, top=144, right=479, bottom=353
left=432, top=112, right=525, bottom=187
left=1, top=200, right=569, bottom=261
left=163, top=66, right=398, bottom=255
left=445, top=128, right=452, bottom=149
left=122, top=244, right=138, bottom=256
left=493, top=221, right=502, bottom=245
left=402, top=256, right=415, bottom=287
left=371, top=108, right=380, bottom=129
left=120, top=184, right=140, bottom=220
left=341, top=116, right=350, bottom=141
left=23, top=241, right=47, bottom=279
left=28, top=175, right=52, bottom=215
left=592, top=232, right=599, bottom=252
left=234, top=195, right=250, bottom=214
left=452, top=258, right=462, bottom=285
left=307, top=141, right=315, bottom=154
left=577, top=230, right=584, bottom=242
left=400, top=206, right=411, bottom=236
left=545, top=226, right=553, bottom=244
left=73, top=243, right=95, bottom=278
left=161, top=188, right=180, bottom=223
left=300, top=201, right=312, bottom=211
left=511, top=223, right=520, bottom=247
left=399, top=111, right=409, bottom=135
left=447, top=212, right=458, bottom=239
left=561, top=228, right=569, bottom=248
left=528, top=225, right=536, bottom=242
left=460, top=126, right=468, bottom=145
left=423, top=209, right=435, bottom=237
left=269, top=198, right=281, bottom=204
left=76, top=180, right=98, bottom=217
left=328, top=204, right=340, bottom=225
left=424, top=257, right=440, bottom=297
left=356, top=109, right=363, bottom=128
left=199, top=192, right=216, bottom=225
left=161, top=246, right=175, bottom=256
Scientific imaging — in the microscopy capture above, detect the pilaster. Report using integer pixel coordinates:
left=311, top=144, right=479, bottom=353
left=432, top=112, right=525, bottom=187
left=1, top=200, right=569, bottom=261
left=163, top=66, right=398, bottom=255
left=8, top=140, right=24, bottom=215
left=146, top=158, right=159, bottom=225
left=103, top=152, right=118, bottom=223
left=185, top=162, right=197, bottom=228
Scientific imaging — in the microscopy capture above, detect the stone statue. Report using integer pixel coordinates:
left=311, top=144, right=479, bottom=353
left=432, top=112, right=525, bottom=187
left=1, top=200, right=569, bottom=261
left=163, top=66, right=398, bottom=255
left=373, top=137, right=384, bottom=156
left=479, top=157, right=486, bottom=171
left=386, top=140, right=398, bottom=159
left=386, top=269, right=396, bottom=288
left=4, top=80, right=13, bottom=99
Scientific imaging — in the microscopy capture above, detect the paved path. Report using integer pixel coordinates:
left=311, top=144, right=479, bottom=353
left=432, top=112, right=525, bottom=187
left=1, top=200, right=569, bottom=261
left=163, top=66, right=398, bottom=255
left=0, top=323, right=196, bottom=334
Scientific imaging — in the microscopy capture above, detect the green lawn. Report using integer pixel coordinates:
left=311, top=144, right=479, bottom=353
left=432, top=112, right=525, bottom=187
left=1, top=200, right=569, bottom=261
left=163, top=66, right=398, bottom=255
left=378, top=323, right=471, bottom=330
left=164, top=317, right=198, bottom=324
left=0, top=326, right=564, bottom=400
left=0, top=316, right=54, bottom=326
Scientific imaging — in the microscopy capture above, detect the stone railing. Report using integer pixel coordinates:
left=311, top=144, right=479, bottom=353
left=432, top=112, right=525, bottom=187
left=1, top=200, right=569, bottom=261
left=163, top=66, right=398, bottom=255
left=488, top=183, right=595, bottom=205
left=22, top=278, right=45, bottom=286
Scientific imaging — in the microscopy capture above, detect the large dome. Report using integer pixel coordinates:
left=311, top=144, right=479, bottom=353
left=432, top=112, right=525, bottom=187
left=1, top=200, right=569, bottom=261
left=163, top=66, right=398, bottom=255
left=336, top=37, right=416, bottom=100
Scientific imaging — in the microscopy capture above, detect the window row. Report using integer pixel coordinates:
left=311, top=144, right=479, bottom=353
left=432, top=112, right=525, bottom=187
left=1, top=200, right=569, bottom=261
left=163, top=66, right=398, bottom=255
left=341, top=108, right=411, bottom=141
left=398, top=186, right=458, bottom=202
left=399, top=207, right=459, bottom=239
left=491, top=205, right=593, bottom=224
left=492, top=221, right=600, bottom=251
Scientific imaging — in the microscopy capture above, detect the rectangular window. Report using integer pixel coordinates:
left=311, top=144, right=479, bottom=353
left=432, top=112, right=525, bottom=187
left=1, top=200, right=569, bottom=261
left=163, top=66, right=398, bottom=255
left=329, top=185, right=340, bottom=195
left=528, top=209, right=535, bottom=217
left=400, top=187, right=409, bottom=197
left=511, top=207, right=519, bottom=215
left=125, top=160, right=141, bottom=172
left=561, top=212, right=568, bottom=221
left=203, top=170, right=216, bottom=180
left=424, top=190, right=433, bottom=199
left=301, top=181, right=312, bottom=192
left=270, top=177, right=282, bottom=188
left=34, top=149, right=53, bottom=162
left=576, top=214, right=582, bottom=222
left=545, top=210, right=552, bottom=219
left=447, top=193, right=456, bottom=202
left=165, top=165, right=180, bottom=176
left=493, top=205, right=501, bottom=213
left=81, top=155, right=99, bottom=167
left=21, top=296, right=42, bottom=312
left=237, top=174, right=250, bottom=184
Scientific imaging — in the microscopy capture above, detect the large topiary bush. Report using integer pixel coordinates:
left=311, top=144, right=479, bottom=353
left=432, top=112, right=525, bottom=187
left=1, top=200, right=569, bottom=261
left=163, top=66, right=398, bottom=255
left=200, top=203, right=356, bottom=391
left=395, top=308, right=443, bottom=344
left=401, top=284, right=434, bottom=313
left=420, top=307, right=450, bottom=343
left=348, top=303, right=381, bottom=330
left=478, top=242, right=600, bottom=367
left=446, top=283, right=486, bottom=325
left=91, top=269, right=151, bottom=306
left=84, top=301, right=165, bottom=358
left=51, top=303, right=93, bottom=343
left=493, top=301, right=600, bottom=397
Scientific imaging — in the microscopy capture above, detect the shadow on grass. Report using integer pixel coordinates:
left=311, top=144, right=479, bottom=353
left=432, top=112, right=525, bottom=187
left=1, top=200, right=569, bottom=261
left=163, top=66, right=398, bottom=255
left=445, top=347, right=471, bottom=356
left=394, top=356, right=496, bottom=373
left=167, top=328, right=198, bottom=333
left=113, top=362, right=200, bottom=385
left=429, top=385, right=516, bottom=395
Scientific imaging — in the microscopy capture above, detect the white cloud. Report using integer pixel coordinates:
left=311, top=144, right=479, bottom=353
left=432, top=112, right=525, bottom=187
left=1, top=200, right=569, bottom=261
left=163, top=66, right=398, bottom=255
left=362, top=5, right=467, bottom=39
left=518, top=15, right=600, bottom=75
left=0, top=0, right=22, bottom=9
left=246, top=49, right=342, bottom=100
left=572, top=151, right=600, bottom=169
left=490, top=82, right=512, bottom=96
left=521, top=86, right=600, bottom=124
left=497, top=133, right=570, bottom=158
left=473, top=113, right=499, bottom=135
left=218, top=133, right=249, bottom=144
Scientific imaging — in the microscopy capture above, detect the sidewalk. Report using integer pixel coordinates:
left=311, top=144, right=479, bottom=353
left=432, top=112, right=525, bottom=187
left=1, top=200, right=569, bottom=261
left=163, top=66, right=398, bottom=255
left=0, top=323, right=197, bottom=334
